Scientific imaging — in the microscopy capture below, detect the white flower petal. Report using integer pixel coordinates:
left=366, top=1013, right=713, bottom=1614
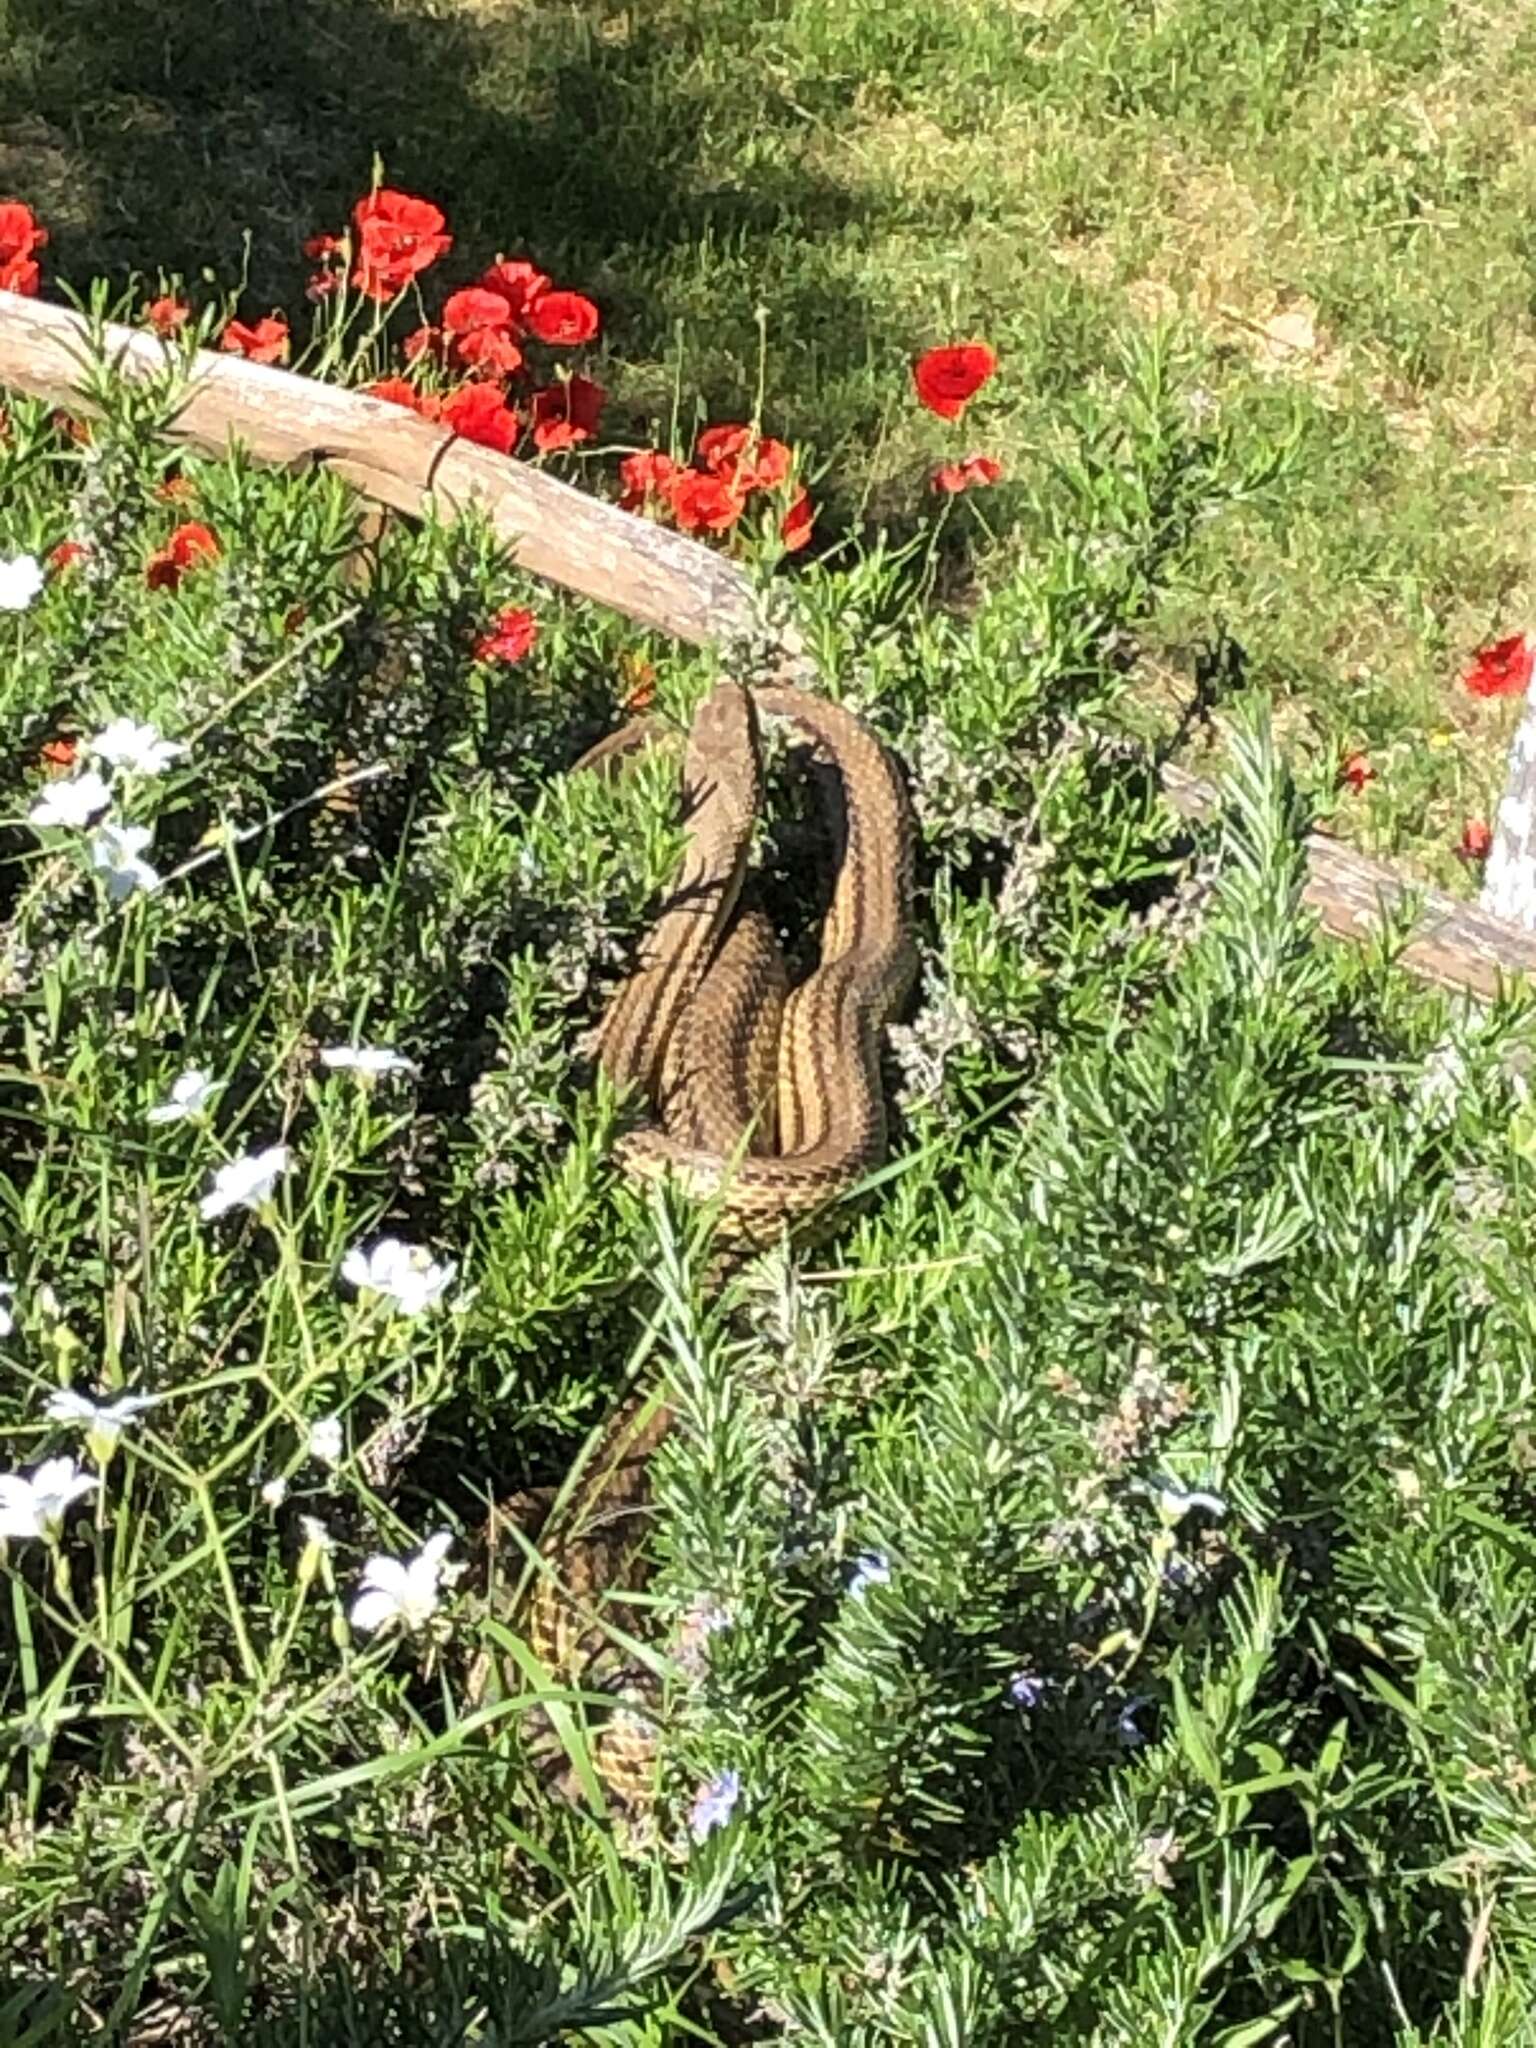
left=348, top=1588, right=402, bottom=1634
left=31, top=1455, right=92, bottom=1504
left=199, top=1145, right=290, bottom=1220
left=0, top=553, right=45, bottom=612
left=89, top=821, right=161, bottom=900
left=148, top=1068, right=221, bottom=1124
left=356, top=1555, right=412, bottom=1601
left=319, top=1045, right=416, bottom=1076
left=340, top=1237, right=455, bottom=1315
left=28, top=771, right=113, bottom=830
left=43, top=1390, right=99, bottom=1425
left=0, top=1476, right=42, bottom=1538
left=88, top=717, right=187, bottom=777
left=307, top=1415, right=343, bottom=1468
left=0, top=1457, right=96, bottom=1537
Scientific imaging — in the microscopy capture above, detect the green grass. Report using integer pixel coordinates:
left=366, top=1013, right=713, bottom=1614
left=8, top=0, right=1536, bottom=878
left=7, top=1, right=1536, bottom=2038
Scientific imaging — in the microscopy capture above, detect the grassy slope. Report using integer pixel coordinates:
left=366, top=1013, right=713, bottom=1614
left=8, top=2, right=1536, bottom=2039
left=6, top=0, right=1536, bottom=881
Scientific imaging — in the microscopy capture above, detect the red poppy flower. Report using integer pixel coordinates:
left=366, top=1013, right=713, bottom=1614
left=1339, top=750, right=1375, bottom=793
left=351, top=188, right=452, bottom=301
left=363, top=375, right=438, bottom=417
left=668, top=468, right=747, bottom=533
left=454, top=327, right=523, bottom=378
left=48, top=540, right=88, bottom=572
left=1462, top=631, right=1535, bottom=700
left=440, top=381, right=520, bottom=455
left=306, top=268, right=341, bottom=303
left=220, top=314, right=290, bottom=365
left=402, top=324, right=443, bottom=365
left=526, top=289, right=600, bottom=347
left=913, top=341, right=998, bottom=421
left=0, top=201, right=45, bottom=297
left=1458, top=817, right=1493, bottom=862
left=933, top=451, right=1004, bottom=494
left=530, top=375, right=606, bottom=452
left=478, top=259, right=550, bottom=328
left=39, top=735, right=80, bottom=773
left=155, top=475, right=198, bottom=504
left=304, top=232, right=342, bottom=261
left=0, top=201, right=46, bottom=263
left=474, top=605, right=538, bottom=663
left=695, top=424, right=793, bottom=493
left=146, top=521, right=221, bottom=591
left=145, top=295, right=190, bottom=337
left=618, top=449, right=681, bottom=512
left=442, top=287, right=512, bottom=337
left=0, top=253, right=39, bottom=297
left=780, top=487, right=815, bottom=553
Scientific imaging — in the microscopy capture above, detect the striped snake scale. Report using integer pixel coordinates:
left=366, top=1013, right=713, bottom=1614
left=507, top=675, right=917, bottom=1814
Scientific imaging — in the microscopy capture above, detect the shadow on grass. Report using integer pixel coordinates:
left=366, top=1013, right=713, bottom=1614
left=0, top=0, right=880, bottom=442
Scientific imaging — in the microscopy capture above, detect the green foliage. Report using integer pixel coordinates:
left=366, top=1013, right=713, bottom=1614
left=3, top=330, right=1536, bottom=2046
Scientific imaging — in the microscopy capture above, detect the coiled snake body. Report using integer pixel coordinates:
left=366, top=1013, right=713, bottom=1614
left=513, top=676, right=917, bottom=1813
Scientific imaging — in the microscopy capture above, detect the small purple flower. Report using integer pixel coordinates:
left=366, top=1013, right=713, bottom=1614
left=1007, top=1670, right=1050, bottom=1711
left=848, top=1551, right=891, bottom=1599
left=1115, top=1695, right=1153, bottom=1749
left=688, top=1768, right=741, bottom=1843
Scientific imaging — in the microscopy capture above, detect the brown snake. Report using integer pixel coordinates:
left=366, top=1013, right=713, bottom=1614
left=494, top=675, right=917, bottom=1815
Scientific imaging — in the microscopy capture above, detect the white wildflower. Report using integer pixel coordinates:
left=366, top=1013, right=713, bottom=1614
left=147, top=1069, right=222, bottom=1125
left=44, top=1388, right=158, bottom=1454
left=307, top=1414, right=344, bottom=1468
left=1154, top=1481, right=1228, bottom=1525
left=89, top=821, right=161, bottom=900
left=27, top=770, right=113, bottom=830
left=341, top=1237, right=456, bottom=1317
left=88, top=718, right=187, bottom=777
left=0, top=1456, right=97, bottom=1540
left=319, top=1045, right=417, bottom=1077
left=0, top=1281, right=13, bottom=1339
left=349, top=1530, right=454, bottom=1635
left=300, top=1515, right=332, bottom=1552
left=0, top=553, right=45, bottom=612
left=199, top=1144, right=290, bottom=1220
left=260, top=1476, right=289, bottom=1509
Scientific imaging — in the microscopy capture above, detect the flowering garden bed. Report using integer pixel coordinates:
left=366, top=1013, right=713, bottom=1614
left=5, top=180, right=1536, bottom=2041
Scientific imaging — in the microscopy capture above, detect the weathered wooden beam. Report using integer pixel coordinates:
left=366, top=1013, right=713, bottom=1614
left=0, top=294, right=761, bottom=648
left=1159, top=763, right=1536, bottom=1000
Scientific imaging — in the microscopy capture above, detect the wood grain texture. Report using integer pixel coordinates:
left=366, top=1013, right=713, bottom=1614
left=0, top=295, right=761, bottom=647
left=1159, top=763, right=1536, bottom=999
